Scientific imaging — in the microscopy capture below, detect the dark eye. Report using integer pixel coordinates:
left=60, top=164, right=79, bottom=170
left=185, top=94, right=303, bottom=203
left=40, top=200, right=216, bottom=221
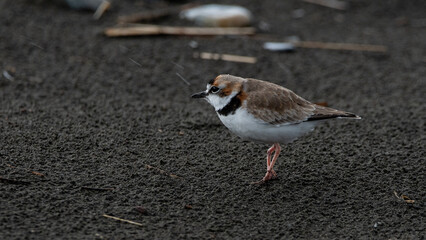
left=210, top=86, right=220, bottom=93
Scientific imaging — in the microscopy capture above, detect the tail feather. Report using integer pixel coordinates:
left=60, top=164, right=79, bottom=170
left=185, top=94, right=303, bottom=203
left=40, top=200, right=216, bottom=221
left=307, top=105, right=361, bottom=122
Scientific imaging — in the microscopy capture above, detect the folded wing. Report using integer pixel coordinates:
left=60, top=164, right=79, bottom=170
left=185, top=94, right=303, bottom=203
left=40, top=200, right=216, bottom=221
left=244, top=78, right=359, bottom=125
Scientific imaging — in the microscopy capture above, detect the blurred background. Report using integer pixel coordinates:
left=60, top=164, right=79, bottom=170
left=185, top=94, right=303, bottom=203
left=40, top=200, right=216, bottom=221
left=1, top=0, right=425, bottom=239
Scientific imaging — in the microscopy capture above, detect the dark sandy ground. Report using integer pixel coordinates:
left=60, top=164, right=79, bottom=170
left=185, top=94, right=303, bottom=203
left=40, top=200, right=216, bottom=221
left=1, top=0, right=425, bottom=239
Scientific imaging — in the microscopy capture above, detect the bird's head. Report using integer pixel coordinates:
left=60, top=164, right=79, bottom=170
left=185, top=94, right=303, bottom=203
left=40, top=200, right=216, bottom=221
left=191, top=74, right=246, bottom=111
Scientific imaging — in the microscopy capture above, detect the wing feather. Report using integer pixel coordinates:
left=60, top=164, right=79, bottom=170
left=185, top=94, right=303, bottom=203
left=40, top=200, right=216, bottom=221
left=243, top=78, right=359, bottom=125
left=244, top=79, right=315, bottom=125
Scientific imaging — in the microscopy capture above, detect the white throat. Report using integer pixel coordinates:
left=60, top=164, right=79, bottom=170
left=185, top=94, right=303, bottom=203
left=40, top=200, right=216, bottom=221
left=206, top=91, right=238, bottom=112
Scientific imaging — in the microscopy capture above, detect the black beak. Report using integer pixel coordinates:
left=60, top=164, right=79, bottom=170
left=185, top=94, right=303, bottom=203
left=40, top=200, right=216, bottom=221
left=191, top=91, right=207, bottom=99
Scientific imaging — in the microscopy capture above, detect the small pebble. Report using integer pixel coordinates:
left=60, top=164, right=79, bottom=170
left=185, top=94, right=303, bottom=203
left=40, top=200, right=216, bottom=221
left=188, top=41, right=199, bottom=49
left=180, top=4, right=252, bottom=27
left=2, top=70, right=14, bottom=81
left=263, top=42, right=295, bottom=52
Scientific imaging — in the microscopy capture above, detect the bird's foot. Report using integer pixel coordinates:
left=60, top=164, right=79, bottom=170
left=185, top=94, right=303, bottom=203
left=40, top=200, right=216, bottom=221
left=251, top=169, right=277, bottom=185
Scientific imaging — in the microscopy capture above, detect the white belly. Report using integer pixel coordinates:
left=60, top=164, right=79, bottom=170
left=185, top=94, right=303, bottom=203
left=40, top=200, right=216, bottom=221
left=218, top=108, right=317, bottom=144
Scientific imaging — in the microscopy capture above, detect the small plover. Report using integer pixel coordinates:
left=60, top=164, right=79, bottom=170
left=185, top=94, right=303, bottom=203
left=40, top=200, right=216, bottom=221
left=192, top=74, right=361, bottom=184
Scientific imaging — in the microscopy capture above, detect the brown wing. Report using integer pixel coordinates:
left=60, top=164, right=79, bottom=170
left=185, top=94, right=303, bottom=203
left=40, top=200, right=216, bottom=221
left=244, top=78, right=316, bottom=125
left=243, top=78, right=360, bottom=125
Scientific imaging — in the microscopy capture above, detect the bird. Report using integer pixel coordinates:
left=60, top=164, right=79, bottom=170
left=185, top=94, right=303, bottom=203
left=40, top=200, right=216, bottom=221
left=191, top=74, right=361, bottom=184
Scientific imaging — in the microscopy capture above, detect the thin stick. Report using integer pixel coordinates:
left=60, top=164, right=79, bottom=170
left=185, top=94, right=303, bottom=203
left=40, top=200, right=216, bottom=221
left=102, top=214, right=143, bottom=227
left=294, top=41, right=387, bottom=53
left=252, top=34, right=387, bottom=53
left=30, top=171, right=45, bottom=177
left=303, top=0, right=348, bottom=10
left=81, top=186, right=114, bottom=191
left=220, top=53, right=257, bottom=63
left=171, top=61, right=184, bottom=70
left=393, top=191, right=415, bottom=203
left=104, top=24, right=256, bottom=37
left=0, top=176, right=31, bottom=185
left=93, top=0, right=111, bottom=20
left=128, top=57, right=142, bottom=67
left=6, top=164, right=45, bottom=177
left=29, top=42, right=44, bottom=50
left=194, top=52, right=257, bottom=64
left=145, top=164, right=182, bottom=179
left=176, top=73, right=191, bottom=86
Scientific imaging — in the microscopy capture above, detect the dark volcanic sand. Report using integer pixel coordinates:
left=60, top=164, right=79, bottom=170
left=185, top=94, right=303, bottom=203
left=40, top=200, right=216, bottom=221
left=1, top=0, right=425, bottom=239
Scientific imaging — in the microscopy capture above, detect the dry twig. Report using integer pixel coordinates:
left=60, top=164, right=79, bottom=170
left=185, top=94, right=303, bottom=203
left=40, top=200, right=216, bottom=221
left=128, top=57, right=142, bottom=67
left=7, top=164, right=45, bottom=177
left=176, top=73, right=191, bottom=86
left=393, top=191, right=415, bottom=204
left=194, top=52, right=257, bottom=64
left=102, top=214, right=143, bottom=227
left=294, top=41, right=387, bottom=53
left=93, top=0, right=111, bottom=20
left=104, top=24, right=255, bottom=37
left=81, top=186, right=115, bottom=191
left=253, top=35, right=387, bottom=53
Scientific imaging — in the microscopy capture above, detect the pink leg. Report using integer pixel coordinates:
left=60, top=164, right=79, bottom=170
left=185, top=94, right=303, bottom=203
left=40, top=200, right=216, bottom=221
left=268, top=143, right=281, bottom=173
left=252, top=143, right=281, bottom=184
left=266, top=144, right=275, bottom=168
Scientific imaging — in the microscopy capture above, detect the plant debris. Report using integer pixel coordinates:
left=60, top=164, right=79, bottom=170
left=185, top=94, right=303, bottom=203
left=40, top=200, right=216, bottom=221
left=104, top=24, right=255, bottom=37
left=6, top=164, right=45, bottom=177
left=393, top=191, right=415, bottom=204
left=102, top=214, right=144, bottom=227
left=81, top=186, right=115, bottom=191
left=193, top=52, right=257, bottom=64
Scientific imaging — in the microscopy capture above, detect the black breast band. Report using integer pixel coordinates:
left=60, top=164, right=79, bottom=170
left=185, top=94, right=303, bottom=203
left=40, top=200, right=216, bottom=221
left=217, top=93, right=242, bottom=116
